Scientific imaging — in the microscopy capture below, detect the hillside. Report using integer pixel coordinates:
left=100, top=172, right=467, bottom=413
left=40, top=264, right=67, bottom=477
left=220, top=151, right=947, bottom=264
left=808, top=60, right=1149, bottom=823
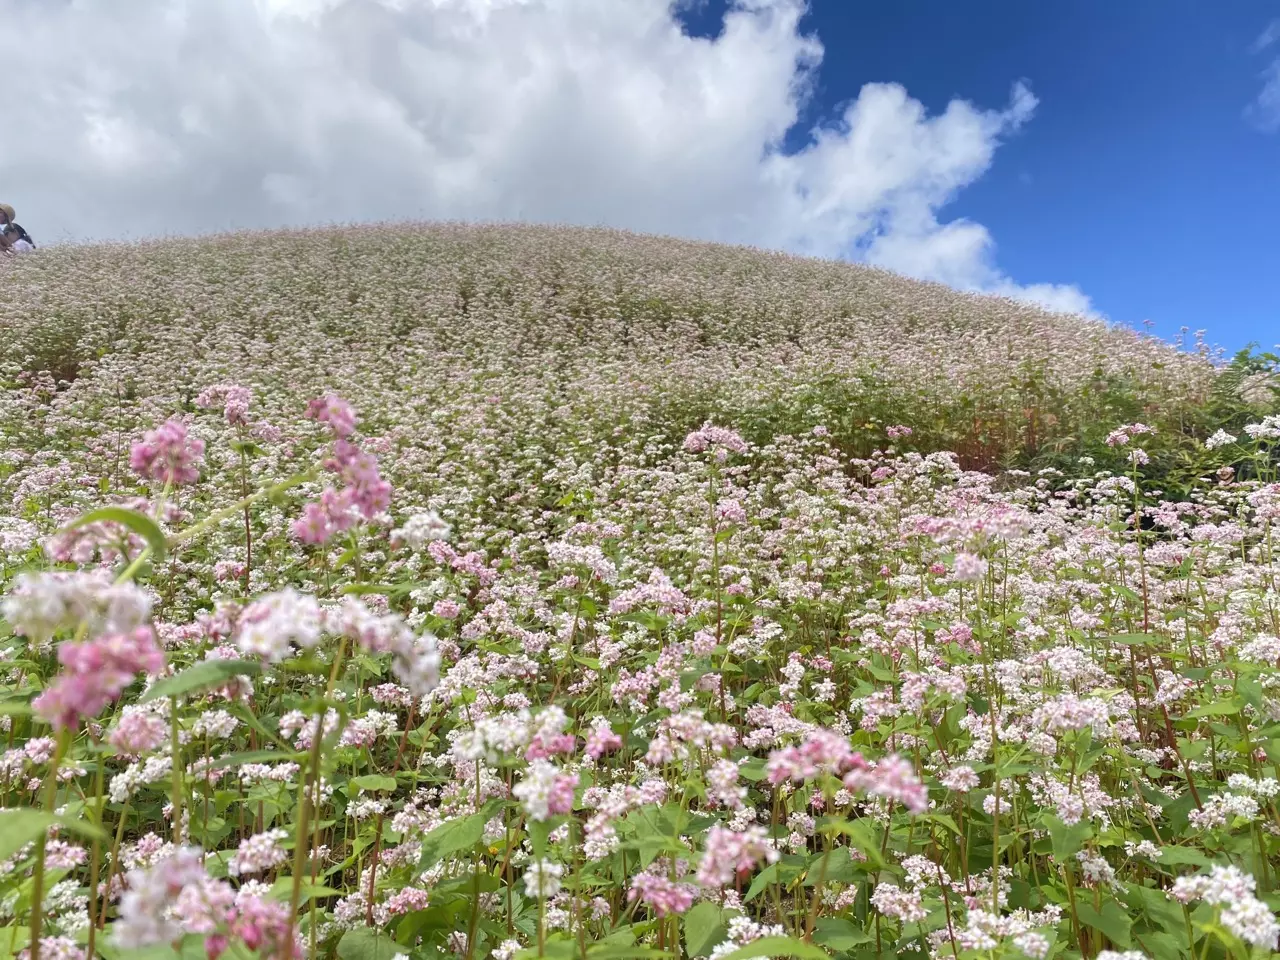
left=1, top=225, right=1279, bottom=960
left=0, top=225, right=1233, bottom=520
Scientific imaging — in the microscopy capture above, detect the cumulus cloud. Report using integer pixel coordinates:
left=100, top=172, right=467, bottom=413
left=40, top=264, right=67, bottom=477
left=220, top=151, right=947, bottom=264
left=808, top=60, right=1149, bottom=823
left=0, top=0, right=1089, bottom=313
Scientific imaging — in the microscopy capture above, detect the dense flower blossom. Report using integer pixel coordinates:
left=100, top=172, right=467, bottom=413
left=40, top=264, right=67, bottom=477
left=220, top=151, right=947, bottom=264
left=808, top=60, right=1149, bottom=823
left=130, top=419, right=205, bottom=486
left=34, top=627, right=165, bottom=730
left=696, top=826, right=778, bottom=887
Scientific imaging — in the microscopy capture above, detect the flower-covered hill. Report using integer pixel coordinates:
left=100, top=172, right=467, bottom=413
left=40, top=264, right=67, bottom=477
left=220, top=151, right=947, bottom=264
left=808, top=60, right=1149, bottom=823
left=1, top=225, right=1279, bottom=960
left=0, top=222, right=1216, bottom=485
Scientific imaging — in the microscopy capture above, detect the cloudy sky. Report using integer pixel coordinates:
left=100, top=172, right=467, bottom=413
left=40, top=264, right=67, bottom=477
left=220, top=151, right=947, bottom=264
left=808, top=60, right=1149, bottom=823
left=2, top=0, right=1277, bottom=346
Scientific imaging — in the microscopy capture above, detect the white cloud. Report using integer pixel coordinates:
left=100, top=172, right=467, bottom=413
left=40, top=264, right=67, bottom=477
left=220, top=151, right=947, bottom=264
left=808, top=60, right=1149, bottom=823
left=1247, top=59, right=1280, bottom=132
left=0, top=0, right=1090, bottom=313
left=1247, top=20, right=1280, bottom=132
left=1251, top=18, right=1280, bottom=53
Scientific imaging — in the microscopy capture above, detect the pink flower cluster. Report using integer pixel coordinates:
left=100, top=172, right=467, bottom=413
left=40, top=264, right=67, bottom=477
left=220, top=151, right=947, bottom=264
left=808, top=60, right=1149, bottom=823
left=683, top=423, right=748, bottom=457
left=130, top=419, right=205, bottom=487
left=843, top=753, right=929, bottom=814
left=696, top=825, right=778, bottom=888
left=34, top=627, right=165, bottom=730
left=584, top=721, right=624, bottom=760
left=293, top=397, right=392, bottom=544
left=766, top=728, right=866, bottom=785
left=628, top=871, right=697, bottom=917
left=196, top=384, right=252, bottom=427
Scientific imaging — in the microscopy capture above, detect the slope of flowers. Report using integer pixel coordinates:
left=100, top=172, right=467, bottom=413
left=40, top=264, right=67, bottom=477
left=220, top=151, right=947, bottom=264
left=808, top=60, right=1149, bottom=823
left=0, top=227, right=1277, bottom=960
left=0, top=222, right=1218, bottom=482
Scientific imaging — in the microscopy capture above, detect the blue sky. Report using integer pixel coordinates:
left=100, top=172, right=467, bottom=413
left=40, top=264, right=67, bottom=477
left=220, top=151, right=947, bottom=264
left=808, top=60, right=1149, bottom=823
left=678, top=1, right=1280, bottom=354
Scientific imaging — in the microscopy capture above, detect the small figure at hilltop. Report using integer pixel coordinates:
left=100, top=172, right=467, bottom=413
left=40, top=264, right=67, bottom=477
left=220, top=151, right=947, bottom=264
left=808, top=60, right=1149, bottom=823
left=0, top=204, right=35, bottom=253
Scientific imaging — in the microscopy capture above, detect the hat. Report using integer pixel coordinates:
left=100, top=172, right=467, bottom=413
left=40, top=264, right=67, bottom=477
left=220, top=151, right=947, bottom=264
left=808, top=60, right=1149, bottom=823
left=0, top=204, right=13, bottom=223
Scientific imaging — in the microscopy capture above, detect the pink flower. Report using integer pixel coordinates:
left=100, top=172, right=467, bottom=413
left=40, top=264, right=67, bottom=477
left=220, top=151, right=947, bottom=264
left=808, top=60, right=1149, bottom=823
left=843, top=754, right=929, bottom=814
left=130, top=419, right=204, bottom=486
left=547, top=772, right=578, bottom=816
left=34, top=627, right=165, bottom=731
left=628, top=872, right=697, bottom=917
left=432, top=599, right=461, bottom=620
left=196, top=384, right=252, bottom=427
left=306, top=395, right=357, bottom=438
left=767, top=729, right=866, bottom=785
left=108, top=707, right=168, bottom=756
left=683, top=423, right=748, bottom=457
left=585, top=723, right=623, bottom=760
left=227, top=894, right=301, bottom=959
left=696, top=825, right=778, bottom=887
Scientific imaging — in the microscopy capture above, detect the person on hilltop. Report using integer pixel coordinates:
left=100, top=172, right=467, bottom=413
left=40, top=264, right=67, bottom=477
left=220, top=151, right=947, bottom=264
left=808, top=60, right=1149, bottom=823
left=0, top=204, right=35, bottom=253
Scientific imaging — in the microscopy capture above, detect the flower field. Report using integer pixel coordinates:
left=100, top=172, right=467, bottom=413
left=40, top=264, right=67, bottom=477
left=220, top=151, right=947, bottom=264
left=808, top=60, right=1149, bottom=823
left=0, top=223, right=1278, bottom=960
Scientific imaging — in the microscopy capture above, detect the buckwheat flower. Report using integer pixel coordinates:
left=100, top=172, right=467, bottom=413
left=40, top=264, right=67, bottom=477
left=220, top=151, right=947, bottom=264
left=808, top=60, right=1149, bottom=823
left=234, top=589, right=324, bottom=663
left=523, top=859, right=564, bottom=899
left=35, top=627, right=166, bottom=731
left=1204, top=429, right=1237, bottom=450
left=843, top=754, right=929, bottom=814
left=225, top=893, right=300, bottom=959
left=393, top=511, right=452, bottom=550
left=941, top=765, right=980, bottom=792
left=306, top=395, right=357, bottom=438
left=196, top=384, right=252, bottom=427
left=432, top=599, right=461, bottom=620
left=227, top=829, right=289, bottom=877
left=108, top=706, right=169, bottom=756
left=707, top=758, right=747, bottom=810
left=870, top=882, right=927, bottom=922
left=1170, top=865, right=1278, bottom=949
left=951, top=553, right=988, bottom=583
left=715, top=498, right=747, bottom=524
left=584, top=720, right=623, bottom=760
left=492, top=940, right=522, bottom=960
left=514, top=760, right=577, bottom=821
left=628, top=871, right=697, bottom=917
left=683, top=423, right=748, bottom=457
left=696, top=826, right=778, bottom=888
left=113, top=847, right=213, bottom=948
left=18, top=938, right=84, bottom=960
left=1238, top=635, right=1280, bottom=664
left=130, top=419, right=204, bottom=486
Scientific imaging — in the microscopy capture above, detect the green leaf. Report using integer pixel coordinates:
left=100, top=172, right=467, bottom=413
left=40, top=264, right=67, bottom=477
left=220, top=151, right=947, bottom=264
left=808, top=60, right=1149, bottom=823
left=1046, top=815, right=1092, bottom=862
left=0, top=811, right=56, bottom=862
left=267, top=877, right=341, bottom=903
left=715, top=935, right=831, bottom=960
left=1107, top=633, right=1163, bottom=647
left=1077, top=900, right=1132, bottom=949
left=141, top=659, right=262, bottom=703
left=1184, top=697, right=1244, bottom=719
left=745, top=862, right=781, bottom=902
left=63, top=506, right=168, bottom=562
left=0, top=810, right=105, bottom=864
left=336, top=928, right=401, bottom=960
left=417, top=799, right=504, bottom=870
left=812, top=918, right=871, bottom=952
left=351, top=774, right=398, bottom=793
left=1155, top=846, right=1212, bottom=867
left=586, top=948, right=672, bottom=960
left=684, top=902, right=728, bottom=959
